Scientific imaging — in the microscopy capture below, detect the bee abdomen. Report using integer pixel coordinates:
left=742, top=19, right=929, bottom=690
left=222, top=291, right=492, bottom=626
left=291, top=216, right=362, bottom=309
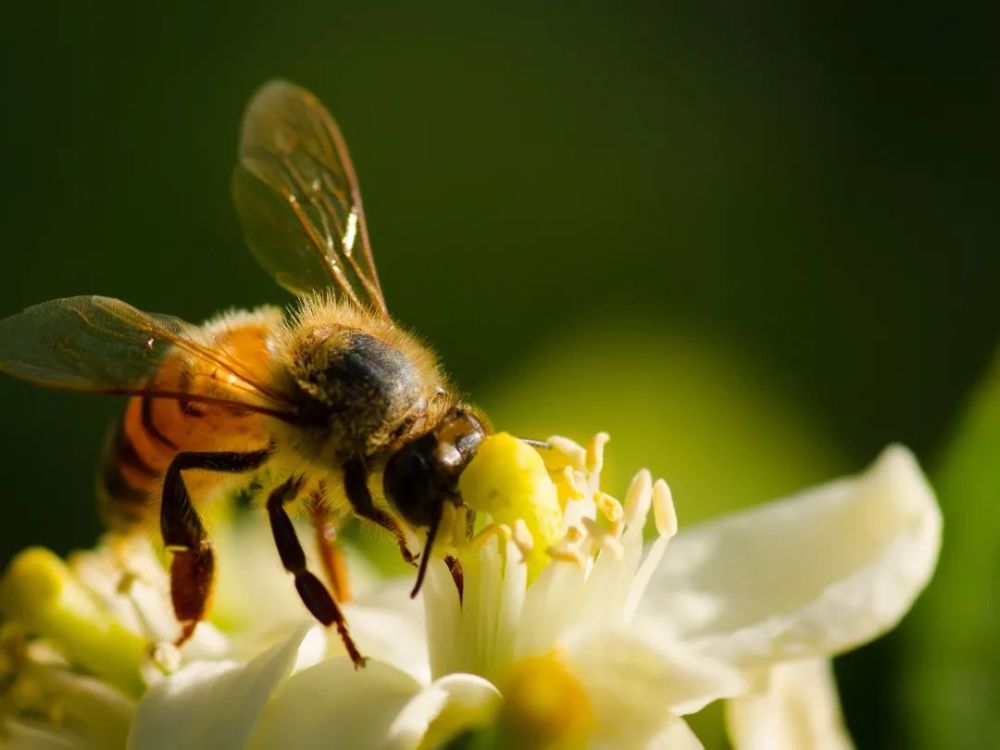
left=97, top=411, right=164, bottom=530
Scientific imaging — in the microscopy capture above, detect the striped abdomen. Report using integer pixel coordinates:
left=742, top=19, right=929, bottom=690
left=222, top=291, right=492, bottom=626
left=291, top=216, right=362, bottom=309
left=97, top=312, right=278, bottom=530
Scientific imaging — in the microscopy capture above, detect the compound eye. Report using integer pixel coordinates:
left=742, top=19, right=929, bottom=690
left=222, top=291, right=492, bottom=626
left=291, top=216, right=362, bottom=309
left=383, top=439, right=438, bottom=528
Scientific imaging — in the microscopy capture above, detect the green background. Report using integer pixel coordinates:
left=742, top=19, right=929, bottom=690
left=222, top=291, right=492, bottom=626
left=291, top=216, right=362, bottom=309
left=1, top=2, right=997, bottom=747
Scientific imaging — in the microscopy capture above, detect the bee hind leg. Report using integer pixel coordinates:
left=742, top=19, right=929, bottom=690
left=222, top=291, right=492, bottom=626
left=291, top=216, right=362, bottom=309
left=268, top=476, right=366, bottom=669
left=162, top=448, right=271, bottom=646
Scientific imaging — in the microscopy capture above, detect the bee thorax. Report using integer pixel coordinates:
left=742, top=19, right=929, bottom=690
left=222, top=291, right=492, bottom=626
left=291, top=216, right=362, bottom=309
left=291, top=328, right=428, bottom=455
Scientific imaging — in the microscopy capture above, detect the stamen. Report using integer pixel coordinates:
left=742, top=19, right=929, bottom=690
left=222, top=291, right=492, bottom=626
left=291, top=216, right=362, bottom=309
left=585, top=433, right=610, bottom=475
left=543, top=436, right=587, bottom=471
left=652, top=480, right=678, bottom=539
left=623, top=469, right=653, bottom=529
left=581, top=518, right=624, bottom=561
left=546, top=527, right=587, bottom=567
left=562, top=466, right=589, bottom=499
left=545, top=544, right=587, bottom=568
left=472, top=523, right=513, bottom=550
left=512, top=519, right=535, bottom=563
left=596, top=492, right=624, bottom=525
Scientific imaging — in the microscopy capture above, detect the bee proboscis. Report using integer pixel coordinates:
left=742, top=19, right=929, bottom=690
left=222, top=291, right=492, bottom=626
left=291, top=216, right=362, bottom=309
left=0, top=80, right=489, bottom=667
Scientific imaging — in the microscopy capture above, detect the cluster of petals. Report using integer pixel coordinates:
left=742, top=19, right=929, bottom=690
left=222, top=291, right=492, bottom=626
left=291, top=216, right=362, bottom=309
left=0, top=433, right=940, bottom=749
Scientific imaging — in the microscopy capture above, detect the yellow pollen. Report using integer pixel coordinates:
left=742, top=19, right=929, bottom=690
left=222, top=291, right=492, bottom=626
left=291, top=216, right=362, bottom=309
left=499, top=653, right=594, bottom=750
left=460, top=433, right=563, bottom=580
left=596, top=491, right=624, bottom=523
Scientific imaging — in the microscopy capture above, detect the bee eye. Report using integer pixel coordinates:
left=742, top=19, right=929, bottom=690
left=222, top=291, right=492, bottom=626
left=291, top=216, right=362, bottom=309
left=383, top=437, right=439, bottom=528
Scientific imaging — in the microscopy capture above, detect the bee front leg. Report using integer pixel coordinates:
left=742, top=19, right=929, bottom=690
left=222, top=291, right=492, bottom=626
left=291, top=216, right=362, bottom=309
left=268, top=476, right=366, bottom=669
left=343, top=458, right=416, bottom=565
left=161, top=448, right=270, bottom=646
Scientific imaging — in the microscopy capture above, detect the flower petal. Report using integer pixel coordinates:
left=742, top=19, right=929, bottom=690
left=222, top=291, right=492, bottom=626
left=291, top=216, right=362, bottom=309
left=386, top=673, right=502, bottom=750
left=128, top=624, right=312, bottom=750
left=560, top=628, right=745, bottom=741
left=724, top=659, right=853, bottom=750
left=348, top=579, right=431, bottom=683
left=639, top=446, right=940, bottom=666
left=246, top=658, right=422, bottom=750
left=646, top=716, right=705, bottom=750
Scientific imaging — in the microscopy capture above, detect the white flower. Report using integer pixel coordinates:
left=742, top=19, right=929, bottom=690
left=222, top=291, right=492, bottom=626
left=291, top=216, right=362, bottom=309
left=0, top=434, right=940, bottom=750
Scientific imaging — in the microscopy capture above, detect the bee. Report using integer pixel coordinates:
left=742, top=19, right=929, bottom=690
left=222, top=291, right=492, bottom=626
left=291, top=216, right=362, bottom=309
left=0, top=80, right=489, bottom=667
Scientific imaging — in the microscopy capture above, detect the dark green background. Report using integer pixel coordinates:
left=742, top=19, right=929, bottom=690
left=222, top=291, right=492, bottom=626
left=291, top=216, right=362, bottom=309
left=2, top=2, right=997, bottom=747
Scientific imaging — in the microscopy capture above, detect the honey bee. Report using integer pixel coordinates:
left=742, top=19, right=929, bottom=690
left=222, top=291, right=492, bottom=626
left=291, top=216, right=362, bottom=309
left=0, top=80, right=489, bottom=667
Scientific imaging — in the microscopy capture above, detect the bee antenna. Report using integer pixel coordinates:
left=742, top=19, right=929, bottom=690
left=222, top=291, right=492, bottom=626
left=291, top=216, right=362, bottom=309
left=410, top=511, right=442, bottom=599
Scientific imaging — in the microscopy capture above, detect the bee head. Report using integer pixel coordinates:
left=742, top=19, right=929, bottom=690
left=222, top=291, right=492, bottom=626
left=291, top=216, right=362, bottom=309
left=383, top=407, right=486, bottom=597
left=382, top=407, right=485, bottom=528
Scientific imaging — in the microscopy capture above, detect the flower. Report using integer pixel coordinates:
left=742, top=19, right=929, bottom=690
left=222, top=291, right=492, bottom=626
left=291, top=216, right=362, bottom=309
left=0, top=432, right=940, bottom=749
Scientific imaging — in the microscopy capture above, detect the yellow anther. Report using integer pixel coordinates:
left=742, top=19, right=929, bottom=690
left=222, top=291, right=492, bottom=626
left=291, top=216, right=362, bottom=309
left=540, top=436, right=588, bottom=472
left=472, top=523, right=513, bottom=549
left=652, top=479, right=678, bottom=539
left=581, top=518, right=625, bottom=561
left=623, top=469, right=653, bottom=528
left=585, top=432, right=610, bottom=475
left=545, top=542, right=587, bottom=569
left=596, top=492, right=624, bottom=524
left=561, top=466, right=589, bottom=500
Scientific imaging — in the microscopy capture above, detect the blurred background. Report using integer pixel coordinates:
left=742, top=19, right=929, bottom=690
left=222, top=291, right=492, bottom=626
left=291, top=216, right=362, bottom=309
left=1, top=2, right=997, bottom=747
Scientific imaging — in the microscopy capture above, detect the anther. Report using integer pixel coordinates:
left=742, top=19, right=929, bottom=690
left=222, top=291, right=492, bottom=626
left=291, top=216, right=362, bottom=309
left=652, top=479, right=677, bottom=539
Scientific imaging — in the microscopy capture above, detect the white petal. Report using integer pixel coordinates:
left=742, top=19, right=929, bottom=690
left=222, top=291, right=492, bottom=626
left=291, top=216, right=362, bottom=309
left=561, top=628, right=745, bottom=744
left=247, top=658, right=422, bottom=750
left=424, top=559, right=463, bottom=679
left=386, top=673, right=502, bottom=750
left=514, top=559, right=587, bottom=660
left=725, top=659, right=854, bottom=750
left=645, top=716, right=705, bottom=750
left=639, top=446, right=940, bottom=666
left=348, top=579, right=431, bottom=683
left=128, top=624, right=311, bottom=750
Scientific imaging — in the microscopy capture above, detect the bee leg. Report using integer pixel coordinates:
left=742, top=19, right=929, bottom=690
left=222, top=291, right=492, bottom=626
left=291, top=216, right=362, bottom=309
left=268, top=476, right=366, bottom=669
left=343, top=457, right=416, bottom=565
left=162, top=448, right=270, bottom=646
left=306, top=488, right=352, bottom=603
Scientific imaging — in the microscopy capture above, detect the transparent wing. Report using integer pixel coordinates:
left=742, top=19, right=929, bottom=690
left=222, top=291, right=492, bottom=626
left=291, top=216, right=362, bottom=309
left=0, top=296, right=297, bottom=418
left=232, top=79, right=387, bottom=315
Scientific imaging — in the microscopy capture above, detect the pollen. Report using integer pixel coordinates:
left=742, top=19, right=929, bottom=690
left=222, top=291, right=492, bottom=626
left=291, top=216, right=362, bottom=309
left=459, top=433, right=563, bottom=580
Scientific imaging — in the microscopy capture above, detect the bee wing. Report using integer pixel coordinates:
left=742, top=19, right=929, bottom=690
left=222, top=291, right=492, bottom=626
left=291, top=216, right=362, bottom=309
left=0, top=296, right=297, bottom=417
left=232, top=80, right=388, bottom=316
